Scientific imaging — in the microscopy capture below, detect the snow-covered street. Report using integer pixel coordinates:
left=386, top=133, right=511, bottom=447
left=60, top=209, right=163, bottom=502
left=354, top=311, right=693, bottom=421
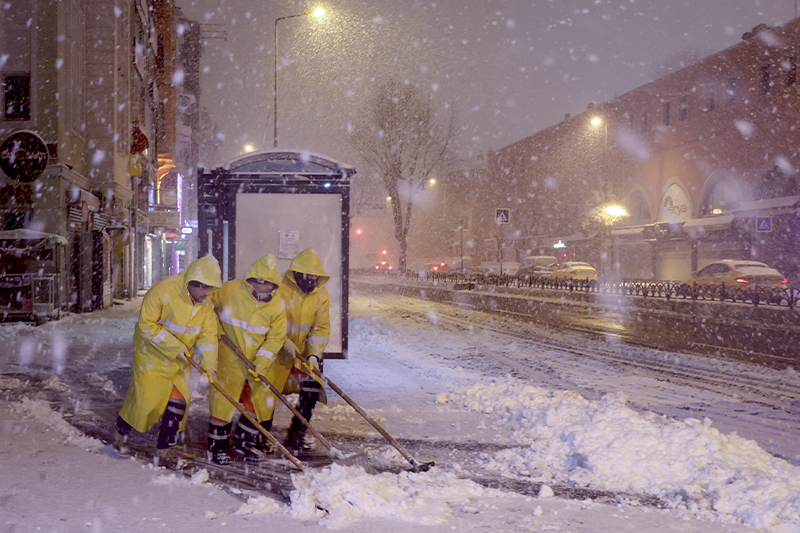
left=2, top=290, right=799, bottom=532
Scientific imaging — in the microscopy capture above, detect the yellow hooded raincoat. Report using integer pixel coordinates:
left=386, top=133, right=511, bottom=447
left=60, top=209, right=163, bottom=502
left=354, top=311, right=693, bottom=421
left=260, top=248, right=330, bottom=419
left=208, top=255, right=287, bottom=423
left=118, top=255, right=222, bottom=433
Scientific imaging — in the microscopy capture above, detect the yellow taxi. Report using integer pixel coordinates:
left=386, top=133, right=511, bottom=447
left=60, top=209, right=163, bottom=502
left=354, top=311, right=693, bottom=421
left=549, top=261, right=598, bottom=281
left=691, top=260, right=787, bottom=287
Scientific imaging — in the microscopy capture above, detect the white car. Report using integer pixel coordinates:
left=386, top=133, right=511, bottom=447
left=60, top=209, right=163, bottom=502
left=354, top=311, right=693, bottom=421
left=477, top=261, right=521, bottom=276
left=690, top=260, right=787, bottom=288
left=549, top=261, right=598, bottom=281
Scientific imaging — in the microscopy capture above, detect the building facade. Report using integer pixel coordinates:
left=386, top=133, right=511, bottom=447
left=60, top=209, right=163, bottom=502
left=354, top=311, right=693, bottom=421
left=0, top=0, right=207, bottom=313
left=486, top=20, right=800, bottom=282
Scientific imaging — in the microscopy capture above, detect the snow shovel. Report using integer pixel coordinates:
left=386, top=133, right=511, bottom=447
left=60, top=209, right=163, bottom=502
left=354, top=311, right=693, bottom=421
left=293, top=351, right=435, bottom=473
left=219, top=334, right=345, bottom=459
left=182, top=353, right=304, bottom=471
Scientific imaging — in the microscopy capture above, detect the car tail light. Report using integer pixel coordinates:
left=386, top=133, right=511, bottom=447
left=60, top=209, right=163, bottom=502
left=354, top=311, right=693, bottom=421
left=735, top=277, right=749, bottom=284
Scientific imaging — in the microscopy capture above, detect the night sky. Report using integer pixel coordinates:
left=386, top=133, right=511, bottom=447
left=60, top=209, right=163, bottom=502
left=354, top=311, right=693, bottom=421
left=178, top=0, right=796, bottom=167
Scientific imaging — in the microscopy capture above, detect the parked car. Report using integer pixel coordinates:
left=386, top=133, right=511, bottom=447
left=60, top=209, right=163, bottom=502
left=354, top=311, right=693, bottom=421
left=549, top=261, right=598, bottom=281
left=690, top=260, right=787, bottom=287
left=477, top=261, right=521, bottom=276
left=518, top=255, right=558, bottom=277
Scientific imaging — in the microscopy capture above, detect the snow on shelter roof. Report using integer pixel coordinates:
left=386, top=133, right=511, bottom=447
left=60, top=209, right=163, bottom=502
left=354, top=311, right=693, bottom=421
left=732, top=194, right=800, bottom=216
left=220, top=149, right=355, bottom=178
left=0, top=228, right=68, bottom=245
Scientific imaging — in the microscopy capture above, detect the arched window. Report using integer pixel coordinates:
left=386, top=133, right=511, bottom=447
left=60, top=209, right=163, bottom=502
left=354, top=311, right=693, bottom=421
left=755, top=166, right=799, bottom=200
left=626, top=190, right=651, bottom=222
left=700, top=173, right=745, bottom=215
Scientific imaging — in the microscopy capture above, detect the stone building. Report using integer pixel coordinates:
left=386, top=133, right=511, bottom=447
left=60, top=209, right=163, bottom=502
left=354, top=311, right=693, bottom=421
left=486, top=19, right=800, bottom=282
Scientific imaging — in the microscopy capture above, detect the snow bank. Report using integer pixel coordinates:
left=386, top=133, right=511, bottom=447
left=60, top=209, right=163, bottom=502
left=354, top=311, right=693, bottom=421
left=236, top=463, right=505, bottom=529
left=8, top=397, right=104, bottom=452
left=442, top=380, right=800, bottom=530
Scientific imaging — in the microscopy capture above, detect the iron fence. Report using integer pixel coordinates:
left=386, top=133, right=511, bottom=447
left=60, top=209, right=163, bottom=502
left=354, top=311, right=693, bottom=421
left=358, top=269, right=800, bottom=310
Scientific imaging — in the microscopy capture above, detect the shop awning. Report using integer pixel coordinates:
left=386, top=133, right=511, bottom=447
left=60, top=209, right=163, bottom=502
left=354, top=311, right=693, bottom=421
left=0, top=229, right=69, bottom=245
left=610, top=225, right=646, bottom=236
left=682, top=214, right=734, bottom=233
left=732, top=195, right=800, bottom=217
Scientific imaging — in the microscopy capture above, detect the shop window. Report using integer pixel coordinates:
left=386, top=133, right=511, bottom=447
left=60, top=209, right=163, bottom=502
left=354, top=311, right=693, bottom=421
left=700, top=175, right=744, bottom=215
left=3, top=74, right=31, bottom=121
left=626, top=191, right=652, bottom=222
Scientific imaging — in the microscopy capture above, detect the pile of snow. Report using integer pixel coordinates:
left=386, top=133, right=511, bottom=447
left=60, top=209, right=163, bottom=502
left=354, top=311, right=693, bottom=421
left=9, top=397, right=104, bottom=452
left=236, top=463, right=506, bottom=529
left=440, top=380, right=800, bottom=530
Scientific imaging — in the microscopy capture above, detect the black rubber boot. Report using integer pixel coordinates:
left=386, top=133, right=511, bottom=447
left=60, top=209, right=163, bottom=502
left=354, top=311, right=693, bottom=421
left=154, top=398, right=187, bottom=468
left=112, top=416, right=133, bottom=456
left=156, top=398, right=186, bottom=449
left=253, top=419, right=274, bottom=454
left=208, top=420, right=233, bottom=465
left=285, top=387, right=319, bottom=452
left=231, top=415, right=264, bottom=463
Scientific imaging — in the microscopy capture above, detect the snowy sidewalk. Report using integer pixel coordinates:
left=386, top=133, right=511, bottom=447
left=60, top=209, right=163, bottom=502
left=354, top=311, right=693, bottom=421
left=0, top=294, right=793, bottom=531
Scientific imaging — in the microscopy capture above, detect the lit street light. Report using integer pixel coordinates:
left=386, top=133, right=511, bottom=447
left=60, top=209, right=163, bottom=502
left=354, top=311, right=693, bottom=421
left=273, top=7, right=326, bottom=148
left=601, top=204, right=628, bottom=225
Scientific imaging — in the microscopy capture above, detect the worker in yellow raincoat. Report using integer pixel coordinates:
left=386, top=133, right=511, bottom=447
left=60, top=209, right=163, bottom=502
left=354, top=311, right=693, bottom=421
left=206, top=255, right=286, bottom=465
left=261, top=247, right=329, bottom=452
left=113, top=255, right=222, bottom=468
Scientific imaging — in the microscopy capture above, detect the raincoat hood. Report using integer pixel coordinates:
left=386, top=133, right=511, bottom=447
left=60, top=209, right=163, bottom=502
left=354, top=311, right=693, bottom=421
left=244, top=254, right=282, bottom=287
left=182, top=255, right=222, bottom=290
left=285, top=247, right=329, bottom=289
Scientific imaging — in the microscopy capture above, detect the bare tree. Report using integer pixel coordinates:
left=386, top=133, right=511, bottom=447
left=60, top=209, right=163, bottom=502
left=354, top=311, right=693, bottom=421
left=349, top=79, right=458, bottom=271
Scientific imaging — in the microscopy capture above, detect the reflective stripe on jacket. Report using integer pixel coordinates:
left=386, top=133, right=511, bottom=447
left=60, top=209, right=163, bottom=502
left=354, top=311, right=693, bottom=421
left=119, top=255, right=222, bottom=433
left=208, top=255, right=287, bottom=422
left=277, top=247, right=331, bottom=362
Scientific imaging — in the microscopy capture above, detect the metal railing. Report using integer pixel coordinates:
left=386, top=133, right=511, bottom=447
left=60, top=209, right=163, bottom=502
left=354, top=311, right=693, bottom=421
left=357, top=269, right=800, bottom=310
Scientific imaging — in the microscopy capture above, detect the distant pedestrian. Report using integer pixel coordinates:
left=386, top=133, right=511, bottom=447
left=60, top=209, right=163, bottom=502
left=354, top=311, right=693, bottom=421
left=112, top=255, right=222, bottom=468
left=206, top=255, right=286, bottom=465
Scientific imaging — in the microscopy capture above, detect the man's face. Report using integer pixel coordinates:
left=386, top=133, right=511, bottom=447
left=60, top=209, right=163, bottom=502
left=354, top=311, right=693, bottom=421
left=248, top=279, right=277, bottom=300
left=188, top=281, right=212, bottom=303
left=293, top=271, right=319, bottom=294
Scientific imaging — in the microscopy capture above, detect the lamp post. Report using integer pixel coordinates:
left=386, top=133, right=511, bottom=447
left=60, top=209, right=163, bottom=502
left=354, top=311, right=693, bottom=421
left=273, top=8, right=325, bottom=148
left=598, top=204, right=628, bottom=280
left=591, top=115, right=611, bottom=278
left=591, top=115, right=608, bottom=198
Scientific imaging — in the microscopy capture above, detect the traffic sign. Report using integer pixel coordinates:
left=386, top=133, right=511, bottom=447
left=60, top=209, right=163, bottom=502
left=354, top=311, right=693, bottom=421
left=756, top=216, right=772, bottom=232
left=495, top=208, right=510, bottom=225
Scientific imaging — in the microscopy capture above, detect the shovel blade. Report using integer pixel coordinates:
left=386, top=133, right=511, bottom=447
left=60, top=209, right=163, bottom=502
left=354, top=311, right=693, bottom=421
left=409, top=460, right=435, bottom=473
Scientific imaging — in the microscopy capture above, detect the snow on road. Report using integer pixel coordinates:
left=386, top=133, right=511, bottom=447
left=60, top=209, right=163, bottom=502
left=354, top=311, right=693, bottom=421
left=1, top=293, right=798, bottom=531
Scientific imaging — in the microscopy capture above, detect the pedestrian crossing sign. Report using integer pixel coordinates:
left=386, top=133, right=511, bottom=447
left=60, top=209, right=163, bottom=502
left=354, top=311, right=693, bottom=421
left=756, top=216, right=772, bottom=232
left=495, top=208, right=510, bottom=225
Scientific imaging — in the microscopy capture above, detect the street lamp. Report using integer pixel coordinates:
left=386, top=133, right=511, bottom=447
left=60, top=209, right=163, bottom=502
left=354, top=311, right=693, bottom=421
left=273, top=7, right=326, bottom=148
